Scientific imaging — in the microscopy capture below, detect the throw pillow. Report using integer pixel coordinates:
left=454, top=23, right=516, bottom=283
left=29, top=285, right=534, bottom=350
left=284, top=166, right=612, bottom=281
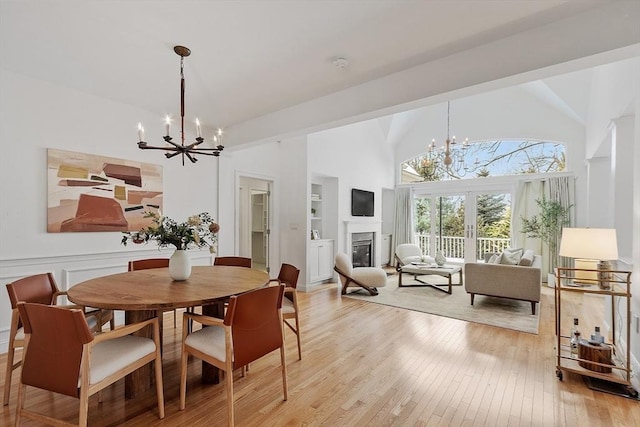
left=518, top=250, right=535, bottom=267
left=500, top=248, right=523, bottom=265
left=488, top=253, right=502, bottom=264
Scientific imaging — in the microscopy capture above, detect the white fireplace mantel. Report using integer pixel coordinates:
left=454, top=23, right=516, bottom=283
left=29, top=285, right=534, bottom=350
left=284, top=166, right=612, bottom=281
left=343, top=220, right=382, bottom=267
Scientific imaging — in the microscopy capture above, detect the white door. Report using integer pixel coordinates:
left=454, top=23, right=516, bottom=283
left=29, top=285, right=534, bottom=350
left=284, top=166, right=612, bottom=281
left=414, top=189, right=512, bottom=263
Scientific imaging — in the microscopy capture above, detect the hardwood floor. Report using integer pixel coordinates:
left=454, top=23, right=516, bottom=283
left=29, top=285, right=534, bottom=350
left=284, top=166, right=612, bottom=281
left=2, top=282, right=639, bottom=426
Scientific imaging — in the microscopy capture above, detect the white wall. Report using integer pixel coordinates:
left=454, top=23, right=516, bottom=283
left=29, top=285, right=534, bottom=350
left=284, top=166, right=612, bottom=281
left=308, top=119, right=395, bottom=261
left=217, top=142, right=280, bottom=273
left=581, top=58, right=640, bottom=383
left=586, top=58, right=640, bottom=157
left=0, top=70, right=220, bottom=260
left=0, top=70, right=221, bottom=352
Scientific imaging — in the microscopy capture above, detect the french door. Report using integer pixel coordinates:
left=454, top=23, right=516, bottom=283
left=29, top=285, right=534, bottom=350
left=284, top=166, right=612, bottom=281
left=413, top=189, right=512, bottom=263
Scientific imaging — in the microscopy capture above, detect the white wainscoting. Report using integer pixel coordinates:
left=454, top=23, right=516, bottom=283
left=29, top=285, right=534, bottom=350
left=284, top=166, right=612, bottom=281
left=0, top=249, right=214, bottom=354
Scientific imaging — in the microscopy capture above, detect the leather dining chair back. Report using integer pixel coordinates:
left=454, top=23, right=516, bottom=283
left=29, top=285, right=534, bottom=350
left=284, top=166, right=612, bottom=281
left=128, top=258, right=170, bottom=271
left=3, top=273, right=113, bottom=406
left=14, top=302, right=164, bottom=426
left=270, top=263, right=302, bottom=360
left=180, top=284, right=287, bottom=426
left=213, top=256, right=252, bottom=268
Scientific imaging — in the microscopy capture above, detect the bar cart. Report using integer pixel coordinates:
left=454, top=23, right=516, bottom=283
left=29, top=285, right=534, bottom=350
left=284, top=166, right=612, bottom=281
left=554, top=267, right=637, bottom=397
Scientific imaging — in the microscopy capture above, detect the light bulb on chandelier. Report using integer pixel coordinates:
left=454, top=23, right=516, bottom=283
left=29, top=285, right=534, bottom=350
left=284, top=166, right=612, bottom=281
left=136, top=45, right=224, bottom=166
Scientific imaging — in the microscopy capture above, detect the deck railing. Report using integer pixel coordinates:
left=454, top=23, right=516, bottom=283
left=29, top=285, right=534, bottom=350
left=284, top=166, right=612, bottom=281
left=414, top=234, right=510, bottom=261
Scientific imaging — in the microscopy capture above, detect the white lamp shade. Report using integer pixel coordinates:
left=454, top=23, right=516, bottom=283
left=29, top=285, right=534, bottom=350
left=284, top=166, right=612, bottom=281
left=559, top=228, right=618, bottom=260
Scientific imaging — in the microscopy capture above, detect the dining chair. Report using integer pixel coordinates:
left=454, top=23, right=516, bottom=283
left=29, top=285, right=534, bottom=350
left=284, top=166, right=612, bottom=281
left=14, top=302, right=164, bottom=426
left=3, top=273, right=113, bottom=406
left=269, top=263, right=302, bottom=360
left=179, top=284, right=287, bottom=426
left=129, top=258, right=184, bottom=328
left=213, top=256, right=252, bottom=268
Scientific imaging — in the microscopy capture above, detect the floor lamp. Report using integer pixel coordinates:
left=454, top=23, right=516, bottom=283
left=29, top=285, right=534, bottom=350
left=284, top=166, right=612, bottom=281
left=558, top=228, right=618, bottom=289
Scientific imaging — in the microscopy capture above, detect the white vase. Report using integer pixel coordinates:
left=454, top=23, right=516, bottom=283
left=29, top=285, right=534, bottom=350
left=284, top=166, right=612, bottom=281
left=435, top=250, right=446, bottom=266
left=169, top=249, right=191, bottom=281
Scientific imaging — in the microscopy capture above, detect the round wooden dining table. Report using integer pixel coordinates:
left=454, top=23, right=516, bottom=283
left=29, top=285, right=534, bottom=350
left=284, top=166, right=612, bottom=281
left=67, top=265, right=270, bottom=398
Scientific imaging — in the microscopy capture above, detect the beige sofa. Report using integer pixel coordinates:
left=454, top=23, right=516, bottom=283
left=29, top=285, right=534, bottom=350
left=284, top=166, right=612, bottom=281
left=464, top=252, right=542, bottom=315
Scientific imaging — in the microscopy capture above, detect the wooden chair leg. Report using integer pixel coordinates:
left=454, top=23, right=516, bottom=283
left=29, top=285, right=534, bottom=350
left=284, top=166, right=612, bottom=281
left=3, top=340, right=17, bottom=406
left=179, top=333, right=189, bottom=410
left=225, top=360, right=234, bottom=427
left=294, top=315, right=302, bottom=360
left=79, top=385, right=89, bottom=427
left=153, top=340, right=165, bottom=419
left=15, top=383, right=26, bottom=426
left=280, top=344, right=288, bottom=401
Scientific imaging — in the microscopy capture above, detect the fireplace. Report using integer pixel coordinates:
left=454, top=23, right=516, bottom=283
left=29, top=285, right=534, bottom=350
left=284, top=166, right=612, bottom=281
left=352, top=232, right=374, bottom=267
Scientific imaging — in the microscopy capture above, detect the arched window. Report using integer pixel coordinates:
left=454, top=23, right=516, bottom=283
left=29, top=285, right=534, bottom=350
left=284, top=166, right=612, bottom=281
left=401, top=139, right=565, bottom=183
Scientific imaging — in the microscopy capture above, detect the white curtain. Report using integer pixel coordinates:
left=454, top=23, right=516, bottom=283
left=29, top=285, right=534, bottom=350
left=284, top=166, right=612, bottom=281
left=512, top=176, right=575, bottom=278
left=546, top=176, right=575, bottom=271
left=512, top=179, right=544, bottom=253
left=392, top=187, right=413, bottom=252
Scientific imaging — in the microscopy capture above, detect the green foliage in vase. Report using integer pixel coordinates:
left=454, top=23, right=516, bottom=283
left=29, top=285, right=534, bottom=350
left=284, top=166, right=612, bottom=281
left=121, top=211, right=219, bottom=251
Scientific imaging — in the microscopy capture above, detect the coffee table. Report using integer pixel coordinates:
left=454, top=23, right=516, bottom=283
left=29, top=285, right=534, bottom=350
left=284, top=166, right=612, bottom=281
left=398, top=263, right=463, bottom=294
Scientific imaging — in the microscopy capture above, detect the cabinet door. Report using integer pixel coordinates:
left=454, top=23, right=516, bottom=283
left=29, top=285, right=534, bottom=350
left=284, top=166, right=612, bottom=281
left=309, top=243, right=320, bottom=281
left=317, top=242, right=332, bottom=280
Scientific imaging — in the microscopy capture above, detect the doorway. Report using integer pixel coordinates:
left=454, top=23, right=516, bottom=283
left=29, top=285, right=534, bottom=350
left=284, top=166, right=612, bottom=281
left=238, top=176, right=271, bottom=273
left=413, top=189, right=512, bottom=263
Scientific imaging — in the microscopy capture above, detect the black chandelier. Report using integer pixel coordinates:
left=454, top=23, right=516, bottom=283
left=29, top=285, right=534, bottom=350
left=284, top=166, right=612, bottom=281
left=137, top=45, right=224, bottom=165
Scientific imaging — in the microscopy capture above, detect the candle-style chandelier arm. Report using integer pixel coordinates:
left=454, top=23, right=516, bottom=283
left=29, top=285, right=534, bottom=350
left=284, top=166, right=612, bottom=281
left=135, top=45, right=224, bottom=165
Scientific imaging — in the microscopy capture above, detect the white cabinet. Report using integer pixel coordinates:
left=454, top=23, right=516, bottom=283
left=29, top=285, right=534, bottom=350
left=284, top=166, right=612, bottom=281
left=381, top=234, right=392, bottom=265
left=309, top=239, right=334, bottom=282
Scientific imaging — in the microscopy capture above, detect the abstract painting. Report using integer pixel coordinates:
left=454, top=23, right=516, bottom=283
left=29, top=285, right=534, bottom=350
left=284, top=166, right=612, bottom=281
left=47, top=148, right=163, bottom=233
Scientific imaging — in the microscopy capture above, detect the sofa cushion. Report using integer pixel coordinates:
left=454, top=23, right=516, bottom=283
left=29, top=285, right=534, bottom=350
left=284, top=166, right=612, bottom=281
left=487, top=253, right=502, bottom=264
left=518, top=250, right=535, bottom=267
left=500, top=248, right=523, bottom=265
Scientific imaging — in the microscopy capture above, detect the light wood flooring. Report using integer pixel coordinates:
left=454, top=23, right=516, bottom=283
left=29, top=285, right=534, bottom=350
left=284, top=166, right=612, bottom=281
left=1, top=282, right=639, bottom=426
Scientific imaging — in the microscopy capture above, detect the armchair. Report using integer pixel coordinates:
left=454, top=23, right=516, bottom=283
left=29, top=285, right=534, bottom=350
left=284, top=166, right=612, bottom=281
left=179, top=285, right=287, bottom=426
left=394, top=243, right=432, bottom=270
left=4, top=273, right=113, bottom=406
left=14, top=302, right=164, bottom=426
left=334, top=253, right=387, bottom=296
left=269, top=263, right=302, bottom=360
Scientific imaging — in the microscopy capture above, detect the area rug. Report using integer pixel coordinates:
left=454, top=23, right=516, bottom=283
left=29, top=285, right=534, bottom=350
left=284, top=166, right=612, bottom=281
left=343, top=273, right=540, bottom=334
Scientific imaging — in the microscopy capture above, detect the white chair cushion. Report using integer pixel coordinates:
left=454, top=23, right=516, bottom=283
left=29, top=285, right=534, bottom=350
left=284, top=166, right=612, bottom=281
left=15, top=326, right=25, bottom=341
left=395, top=244, right=421, bottom=262
left=334, top=253, right=353, bottom=276
left=88, top=335, right=156, bottom=385
left=281, top=298, right=295, bottom=315
left=352, top=268, right=387, bottom=287
left=184, top=325, right=227, bottom=362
